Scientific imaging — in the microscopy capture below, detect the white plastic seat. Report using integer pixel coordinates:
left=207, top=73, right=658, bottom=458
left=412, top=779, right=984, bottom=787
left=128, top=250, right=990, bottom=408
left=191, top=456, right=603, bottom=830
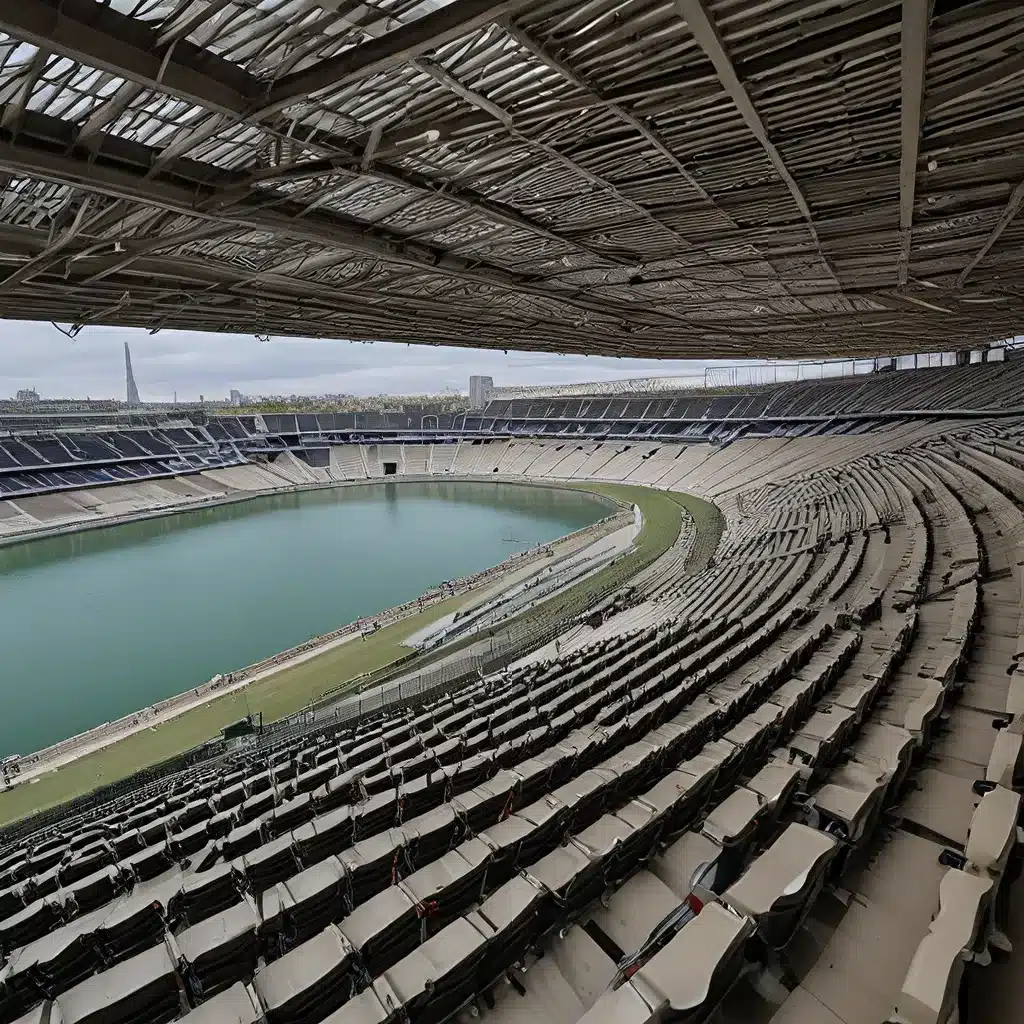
left=720, top=823, right=838, bottom=950
left=812, top=763, right=891, bottom=846
left=379, top=915, right=490, bottom=1024
left=903, top=681, right=946, bottom=748
left=630, top=901, right=755, bottom=1022
left=184, top=981, right=262, bottom=1024
left=589, top=870, right=680, bottom=958
left=931, top=868, right=993, bottom=958
left=788, top=707, right=858, bottom=781
left=702, top=788, right=763, bottom=848
left=577, top=975, right=654, bottom=1023
left=986, top=718, right=1024, bottom=788
left=745, top=763, right=802, bottom=824
left=652, top=830, right=724, bottom=902
left=852, top=722, right=915, bottom=774
left=1006, top=663, right=1024, bottom=717
left=891, top=922, right=967, bottom=1023
left=965, top=785, right=1020, bottom=878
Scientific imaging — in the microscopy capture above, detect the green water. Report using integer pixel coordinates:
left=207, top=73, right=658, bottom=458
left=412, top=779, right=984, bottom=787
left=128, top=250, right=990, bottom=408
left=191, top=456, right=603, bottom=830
left=0, top=481, right=609, bottom=757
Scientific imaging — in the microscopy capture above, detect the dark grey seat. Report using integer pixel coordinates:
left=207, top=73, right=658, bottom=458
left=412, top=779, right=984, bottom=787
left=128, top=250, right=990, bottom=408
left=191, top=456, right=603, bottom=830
left=253, top=924, right=357, bottom=1024
left=56, top=943, right=183, bottom=1024
left=175, top=899, right=261, bottom=1000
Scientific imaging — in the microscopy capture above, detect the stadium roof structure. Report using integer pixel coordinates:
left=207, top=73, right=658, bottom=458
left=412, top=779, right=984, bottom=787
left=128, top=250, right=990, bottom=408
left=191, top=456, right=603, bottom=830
left=0, top=0, right=1023, bottom=359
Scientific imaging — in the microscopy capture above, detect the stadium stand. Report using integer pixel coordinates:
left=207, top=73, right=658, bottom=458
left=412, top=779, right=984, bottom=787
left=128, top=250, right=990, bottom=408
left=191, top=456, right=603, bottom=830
left=2, top=359, right=1024, bottom=1023
left=467, top=361, right=1024, bottom=439
left=1, top=360, right=1020, bottom=519
left=0, top=427, right=245, bottom=502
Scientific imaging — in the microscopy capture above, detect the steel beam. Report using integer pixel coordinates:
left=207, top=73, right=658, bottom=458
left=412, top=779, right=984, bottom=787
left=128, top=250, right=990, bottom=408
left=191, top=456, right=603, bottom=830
left=0, top=0, right=606, bottom=273
left=897, top=0, right=930, bottom=287
left=0, top=0, right=254, bottom=116
left=956, top=182, right=1024, bottom=288
left=502, top=23, right=733, bottom=221
left=262, top=0, right=531, bottom=111
left=404, top=62, right=701, bottom=261
left=0, top=131, right=666, bottom=331
left=924, top=49, right=1024, bottom=115
left=674, top=0, right=840, bottom=287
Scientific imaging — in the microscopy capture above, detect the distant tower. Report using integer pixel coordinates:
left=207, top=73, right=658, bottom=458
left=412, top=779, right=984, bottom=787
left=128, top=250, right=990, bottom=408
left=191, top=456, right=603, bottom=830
left=469, top=375, right=493, bottom=409
left=124, top=342, right=140, bottom=407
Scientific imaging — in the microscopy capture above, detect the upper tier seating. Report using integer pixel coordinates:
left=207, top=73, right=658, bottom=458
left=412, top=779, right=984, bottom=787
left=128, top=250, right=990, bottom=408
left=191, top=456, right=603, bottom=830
left=469, top=361, right=1024, bottom=439
left=0, top=425, right=245, bottom=502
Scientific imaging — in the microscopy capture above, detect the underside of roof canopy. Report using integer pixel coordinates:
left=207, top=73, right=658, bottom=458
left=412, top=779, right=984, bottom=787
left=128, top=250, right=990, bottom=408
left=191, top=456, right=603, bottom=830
left=0, top=0, right=1022, bottom=358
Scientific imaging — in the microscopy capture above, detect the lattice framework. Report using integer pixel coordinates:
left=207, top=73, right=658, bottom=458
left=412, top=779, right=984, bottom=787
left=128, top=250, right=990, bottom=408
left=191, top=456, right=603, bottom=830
left=0, top=0, right=1023, bottom=357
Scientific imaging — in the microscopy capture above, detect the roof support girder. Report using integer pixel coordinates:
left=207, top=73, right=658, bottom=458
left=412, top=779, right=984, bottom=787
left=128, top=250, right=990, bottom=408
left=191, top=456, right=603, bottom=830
left=956, top=181, right=1024, bottom=288
left=0, top=128, right=671, bottom=331
left=401, top=56, right=736, bottom=268
left=1, top=0, right=529, bottom=118
left=897, top=0, right=931, bottom=287
left=673, top=0, right=840, bottom=287
left=262, top=0, right=531, bottom=111
left=503, top=22, right=732, bottom=219
left=0, top=2, right=627, bottom=273
left=0, top=0, right=254, bottom=115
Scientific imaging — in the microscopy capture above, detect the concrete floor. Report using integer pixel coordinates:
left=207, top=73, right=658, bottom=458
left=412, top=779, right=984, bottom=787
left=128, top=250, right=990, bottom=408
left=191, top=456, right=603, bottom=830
left=970, top=878, right=1024, bottom=1023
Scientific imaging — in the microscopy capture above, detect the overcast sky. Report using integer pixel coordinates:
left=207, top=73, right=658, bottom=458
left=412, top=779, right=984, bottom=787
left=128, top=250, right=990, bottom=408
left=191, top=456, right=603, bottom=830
left=0, top=319, right=741, bottom=401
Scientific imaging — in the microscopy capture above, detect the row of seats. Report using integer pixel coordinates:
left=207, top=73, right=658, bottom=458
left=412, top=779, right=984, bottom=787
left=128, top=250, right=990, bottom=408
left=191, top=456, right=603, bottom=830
left=0, top=452, right=247, bottom=499
left=161, top=572, right=858, bottom=1020
left=463, top=419, right=1023, bottom=1024
left=477, top=361, right=1024, bottom=427
left=0, top=512, right=864, bottom=1015
left=3, top=411, right=1024, bottom=1024
left=326, top=510, right=934, bottom=1022
left=0, top=430, right=217, bottom=474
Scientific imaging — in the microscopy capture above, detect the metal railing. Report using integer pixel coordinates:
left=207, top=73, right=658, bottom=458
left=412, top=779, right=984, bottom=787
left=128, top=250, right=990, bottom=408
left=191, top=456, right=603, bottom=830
left=0, top=741, right=227, bottom=846
left=259, top=545, right=650, bottom=749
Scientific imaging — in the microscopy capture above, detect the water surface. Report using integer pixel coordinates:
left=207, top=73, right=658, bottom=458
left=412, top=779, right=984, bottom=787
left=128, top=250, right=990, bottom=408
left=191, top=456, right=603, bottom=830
left=0, top=481, right=608, bottom=755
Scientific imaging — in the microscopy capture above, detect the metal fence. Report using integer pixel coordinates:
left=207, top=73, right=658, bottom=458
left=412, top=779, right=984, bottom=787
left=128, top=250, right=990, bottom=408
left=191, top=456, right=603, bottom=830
left=0, top=740, right=227, bottom=846
left=257, top=551, right=647, bottom=753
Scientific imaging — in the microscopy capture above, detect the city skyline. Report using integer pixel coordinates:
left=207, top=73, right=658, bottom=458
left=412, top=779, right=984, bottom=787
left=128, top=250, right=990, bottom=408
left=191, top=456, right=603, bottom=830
left=0, top=320, right=725, bottom=403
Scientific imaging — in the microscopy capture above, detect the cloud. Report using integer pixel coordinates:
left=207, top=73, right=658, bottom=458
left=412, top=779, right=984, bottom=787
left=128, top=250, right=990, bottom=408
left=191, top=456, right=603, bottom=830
left=0, top=319, right=755, bottom=401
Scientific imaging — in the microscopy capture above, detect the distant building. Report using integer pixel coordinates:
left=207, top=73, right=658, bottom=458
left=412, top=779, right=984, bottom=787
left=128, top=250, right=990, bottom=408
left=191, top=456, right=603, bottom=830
left=469, top=375, right=493, bottom=409
left=15, top=388, right=39, bottom=403
left=230, top=389, right=244, bottom=407
left=124, top=343, right=141, bottom=407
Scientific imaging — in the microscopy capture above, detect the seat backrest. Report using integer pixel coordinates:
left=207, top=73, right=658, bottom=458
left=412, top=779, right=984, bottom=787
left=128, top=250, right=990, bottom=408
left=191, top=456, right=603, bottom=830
left=985, top=720, right=1023, bottom=788
left=702, top=788, right=762, bottom=847
left=577, top=978, right=657, bottom=1024
left=892, top=930, right=965, bottom=1024
left=183, top=980, right=263, bottom=1024
left=633, top=902, right=755, bottom=1020
left=1006, top=663, right=1024, bottom=716
left=721, top=823, right=837, bottom=921
left=965, top=785, right=1020, bottom=876
left=651, top=829, right=722, bottom=901
left=551, top=925, right=618, bottom=1012
left=932, top=868, right=993, bottom=956
left=903, top=682, right=946, bottom=745
left=744, top=763, right=802, bottom=818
